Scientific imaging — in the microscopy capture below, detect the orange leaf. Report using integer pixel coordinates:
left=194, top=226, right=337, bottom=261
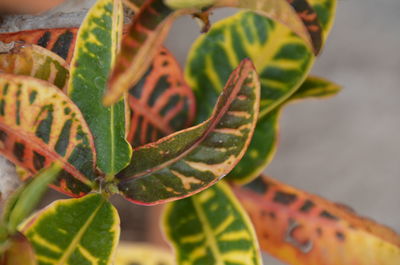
left=233, top=176, right=400, bottom=265
left=127, top=47, right=195, bottom=147
left=0, top=28, right=78, bottom=63
left=0, top=74, right=96, bottom=196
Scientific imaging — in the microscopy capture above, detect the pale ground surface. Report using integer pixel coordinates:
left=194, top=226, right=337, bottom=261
left=0, top=0, right=399, bottom=264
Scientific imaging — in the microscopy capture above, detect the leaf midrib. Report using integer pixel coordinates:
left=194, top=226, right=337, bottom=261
left=56, top=198, right=105, bottom=265
left=191, top=196, right=225, bottom=265
left=120, top=65, right=251, bottom=181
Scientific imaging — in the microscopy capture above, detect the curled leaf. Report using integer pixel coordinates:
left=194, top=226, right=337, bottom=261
left=164, top=181, right=262, bottom=265
left=0, top=44, right=69, bottom=91
left=0, top=74, right=96, bottom=196
left=117, top=59, right=260, bottom=205
left=233, top=176, right=400, bottom=265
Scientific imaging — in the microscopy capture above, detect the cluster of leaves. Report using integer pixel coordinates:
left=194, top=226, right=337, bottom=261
left=0, top=0, right=399, bottom=264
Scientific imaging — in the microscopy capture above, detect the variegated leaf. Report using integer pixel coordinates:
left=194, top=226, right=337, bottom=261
left=256, top=0, right=323, bottom=54
left=227, top=76, right=341, bottom=183
left=0, top=44, right=69, bottom=91
left=308, top=0, right=336, bottom=40
left=105, top=0, right=180, bottom=105
left=233, top=176, right=400, bottom=265
left=117, top=59, right=259, bottom=205
left=106, top=0, right=327, bottom=106
left=290, top=75, right=341, bottom=101
left=0, top=74, right=96, bottom=197
left=68, top=0, right=132, bottom=176
left=166, top=0, right=323, bottom=54
left=0, top=28, right=78, bottom=63
left=0, top=28, right=196, bottom=149
left=164, top=181, right=262, bottom=265
left=128, top=47, right=195, bottom=147
left=22, top=194, right=120, bottom=265
left=186, top=11, right=310, bottom=122
left=186, top=0, right=336, bottom=122
left=115, top=243, right=175, bottom=265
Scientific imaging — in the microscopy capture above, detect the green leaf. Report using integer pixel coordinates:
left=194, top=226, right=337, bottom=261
left=290, top=75, right=341, bottom=101
left=0, top=44, right=69, bottom=91
left=117, top=59, right=260, bottom=205
left=0, top=74, right=96, bottom=197
left=68, top=0, right=132, bottom=176
left=127, top=47, right=196, bottom=147
left=115, top=242, right=175, bottom=265
left=3, top=163, right=62, bottom=234
left=241, top=0, right=323, bottom=54
left=22, top=194, right=120, bottom=265
left=106, top=0, right=325, bottom=106
left=166, top=0, right=323, bottom=54
left=233, top=176, right=400, bottom=265
left=105, top=0, right=178, bottom=105
left=227, top=76, right=341, bottom=183
left=186, top=0, right=336, bottom=123
left=186, top=11, right=312, bottom=123
left=163, top=181, right=262, bottom=265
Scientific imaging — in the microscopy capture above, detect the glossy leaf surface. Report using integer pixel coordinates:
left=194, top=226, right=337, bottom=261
left=0, top=44, right=69, bottom=91
left=22, top=194, right=120, bottom=265
left=115, top=243, right=174, bottom=265
left=106, top=0, right=179, bottom=105
left=0, top=74, right=95, bottom=196
left=0, top=28, right=78, bottom=63
left=227, top=76, right=341, bottom=183
left=117, top=59, right=259, bottom=205
left=164, top=181, right=262, bottom=265
left=106, top=0, right=327, bottom=105
left=166, top=0, right=322, bottom=54
left=68, top=0, right=132, bottom=176
left=186, top=0, right=336, bottom=122
left=128, top=47, right=195, bottom=147
left=187, top=11, right=312, bottom=122
left=235, top=0, right=323, bottom=54
left=233, top=176, right=400, bottom=265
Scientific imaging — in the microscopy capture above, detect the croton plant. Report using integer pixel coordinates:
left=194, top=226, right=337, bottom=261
left=0, top=0, right=398, bottom=264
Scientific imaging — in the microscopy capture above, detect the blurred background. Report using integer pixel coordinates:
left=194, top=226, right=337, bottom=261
left=1, top=0, right=399, bottom=264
